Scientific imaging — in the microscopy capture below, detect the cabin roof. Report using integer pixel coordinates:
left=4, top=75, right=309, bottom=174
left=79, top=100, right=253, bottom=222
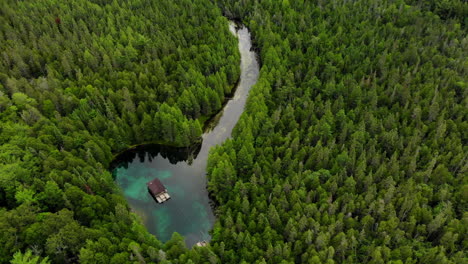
left=147, top=178, right=166, bottom=195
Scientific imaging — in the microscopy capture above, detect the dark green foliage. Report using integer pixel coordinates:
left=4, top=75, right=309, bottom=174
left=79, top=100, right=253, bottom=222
left=207, top=0, right=467, bottom=263
left=1, top=0, right=467, bottom=262
left=406, top=0, right=468, bottom=26
left=0, top=0, right=241, bottom=150
left=0, top=0, right=239, bottom=263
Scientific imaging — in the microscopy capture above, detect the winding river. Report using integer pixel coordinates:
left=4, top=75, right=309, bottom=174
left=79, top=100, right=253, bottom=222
left=111, top=22, right=259, bottom=247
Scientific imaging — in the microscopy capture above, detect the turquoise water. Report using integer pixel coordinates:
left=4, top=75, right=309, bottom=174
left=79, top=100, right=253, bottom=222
left=113, top=145, right=213, bottom=245
left=112, top=23, right=259, bottom=247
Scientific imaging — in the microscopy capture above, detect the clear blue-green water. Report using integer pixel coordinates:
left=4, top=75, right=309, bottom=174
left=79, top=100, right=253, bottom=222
left=112, top=23, right=259, bottom=247
left=112, top=144, right=213, bottom=245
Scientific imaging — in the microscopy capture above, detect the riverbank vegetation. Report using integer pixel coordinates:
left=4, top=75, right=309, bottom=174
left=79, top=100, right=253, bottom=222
left=207, top=0, right=467, bottom=263
left=0, top=0, right=239, bottom=262
left=0, top=0, right=466, bottom=263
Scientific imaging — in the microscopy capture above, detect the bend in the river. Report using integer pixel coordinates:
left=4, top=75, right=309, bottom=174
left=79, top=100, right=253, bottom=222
left=111, top=22, right=259, bottom=247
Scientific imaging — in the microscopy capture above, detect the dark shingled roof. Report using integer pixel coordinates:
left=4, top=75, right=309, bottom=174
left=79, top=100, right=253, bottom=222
left=147, top=178, right=166, bottom=195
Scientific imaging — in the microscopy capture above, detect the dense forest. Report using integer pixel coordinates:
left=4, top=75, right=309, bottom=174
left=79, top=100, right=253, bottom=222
left=0, top=0, right=467, bottom=263
left=207, top=0, right=467, bottom=263
left=0, top=0, right=239, bottom=262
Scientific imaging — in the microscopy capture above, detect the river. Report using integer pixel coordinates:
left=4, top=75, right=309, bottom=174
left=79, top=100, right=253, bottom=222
left=111, top=22, right=259, bottom=247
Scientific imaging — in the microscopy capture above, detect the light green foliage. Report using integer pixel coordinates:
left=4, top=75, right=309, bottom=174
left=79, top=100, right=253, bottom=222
left=14, top=187, right=36, bottom=205
left=10, top=250, right=50, bottom=264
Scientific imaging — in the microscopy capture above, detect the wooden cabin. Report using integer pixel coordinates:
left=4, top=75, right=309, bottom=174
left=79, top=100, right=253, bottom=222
left=147, top=178, right=170, bottom=203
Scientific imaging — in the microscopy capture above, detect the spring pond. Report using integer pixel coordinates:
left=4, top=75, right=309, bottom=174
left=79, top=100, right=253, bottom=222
left=111, top=22, right=259, bottom=247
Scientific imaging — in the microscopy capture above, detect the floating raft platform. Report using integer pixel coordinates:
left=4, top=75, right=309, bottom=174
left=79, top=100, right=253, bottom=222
left=147, top=178, right=171, bottom=203
left=195, top=241, right=208, bottom=247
